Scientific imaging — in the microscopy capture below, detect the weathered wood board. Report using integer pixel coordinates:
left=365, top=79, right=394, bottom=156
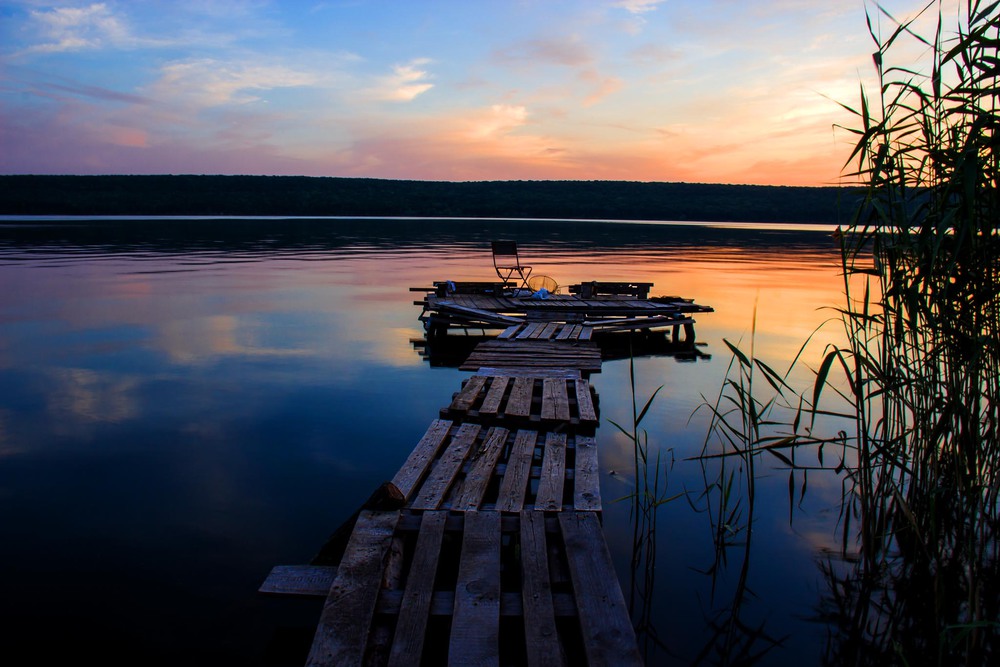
left=460, top=340, right=602, bottom=373
left=298, top=511, right=640, bottom=666
left=395, top=425, right=599, bottom=513
left=441, top=375, right=600, bottom=431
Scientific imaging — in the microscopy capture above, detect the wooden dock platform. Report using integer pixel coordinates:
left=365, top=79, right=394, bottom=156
left=261, top=280, right=713, bottom=665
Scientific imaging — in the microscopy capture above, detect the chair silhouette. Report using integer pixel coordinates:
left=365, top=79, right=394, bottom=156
left=491, top=240, right=532, bottom=288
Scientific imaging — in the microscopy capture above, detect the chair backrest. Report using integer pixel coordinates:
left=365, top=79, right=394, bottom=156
left=491, top=240, right=521, bottom=267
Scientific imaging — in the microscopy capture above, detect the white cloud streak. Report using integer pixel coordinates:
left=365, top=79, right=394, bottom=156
left=149, top=59, right=319, bottom=108
left=612, top=0, right=666, bottom=15
left=367, top=59, right=434, bottom=102
left=23, top=3, right=135, bottom=54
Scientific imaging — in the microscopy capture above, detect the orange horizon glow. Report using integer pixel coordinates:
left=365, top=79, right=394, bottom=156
left=0, top=1, right=944, bottom=187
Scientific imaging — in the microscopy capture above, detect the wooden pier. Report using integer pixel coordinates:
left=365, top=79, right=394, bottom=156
left=261, top=280, right=712, bottom=665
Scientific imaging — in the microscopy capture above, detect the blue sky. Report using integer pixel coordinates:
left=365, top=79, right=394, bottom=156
left=0, top=1, right=949, bottom=184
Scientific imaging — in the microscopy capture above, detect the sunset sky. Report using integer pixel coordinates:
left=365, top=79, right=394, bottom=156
left=0, top=1, right=943, bottom=185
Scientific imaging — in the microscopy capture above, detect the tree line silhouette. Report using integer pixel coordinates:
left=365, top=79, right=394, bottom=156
left=0, top=175, right=856, bottom=223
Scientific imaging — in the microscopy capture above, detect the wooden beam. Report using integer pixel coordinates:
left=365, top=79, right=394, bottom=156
left=505, top=376, right=534, bottom=417
left=535, top=433, right=567, bottom=511
left=450, top=375, right=487, bottom=412
left=496, top=430, right=537, bottom=513
left=575, top=379, right=597, bottom=423
left=388, top=511, right=448, bottom=667
left=558, top=513, right=643, bottom=666
left=449, top=512, right=501, bottom=666
left=478, top=376, right=510, bottom=416
left=573, top=436, right=601, bottom=512
left=520, top=511, right=564, bottom=667
left=541, top=378, right=570, bottom=422
left=453, top=427, right=509, bottom=511
left=392, top=420, right=453, bottom=500
left=410, top=423, right=481, bottom=510
left=306, top=510, right=400, bottom=667
left=258, top=565, right=338, bottom=597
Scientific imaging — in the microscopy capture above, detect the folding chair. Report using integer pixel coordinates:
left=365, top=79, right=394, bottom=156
left=491, top=240, right=532, bottom=288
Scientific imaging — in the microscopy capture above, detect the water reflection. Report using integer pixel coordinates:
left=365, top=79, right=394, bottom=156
left=0, top=218, right=847, bottom=664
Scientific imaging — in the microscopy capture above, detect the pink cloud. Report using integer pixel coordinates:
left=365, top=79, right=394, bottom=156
left=492, top=36, right=592, bottom=68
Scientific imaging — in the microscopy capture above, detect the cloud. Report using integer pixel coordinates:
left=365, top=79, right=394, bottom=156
left=492, top=36, right=592, bottom=67
left=22, top=2, right=132, bottom=54
left=613, top=0, right=666, bottom=15
left=37, top=79, right=150, bottom=105
left=148, top=58, right=319, bottom=108
left=467, top=104, right=528, bottom=139
left=367, top=59, right=434, bottom=102
left=629, top=43, right=681, bottom=64
left=491, top=36, right=621, bottom=105
left=580, top=70, right=623, bottom=106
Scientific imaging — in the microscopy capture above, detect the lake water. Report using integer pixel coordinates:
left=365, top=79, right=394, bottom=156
left=0, top=217, right=850, bottom=665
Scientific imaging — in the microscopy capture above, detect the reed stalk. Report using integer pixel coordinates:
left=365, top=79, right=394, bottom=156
left=610, top=339, right=682, bottom=657
left=702, top=2, right=1000, bottom=663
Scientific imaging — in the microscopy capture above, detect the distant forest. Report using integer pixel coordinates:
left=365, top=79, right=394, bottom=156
left=0, top=175, right=858, bottom=223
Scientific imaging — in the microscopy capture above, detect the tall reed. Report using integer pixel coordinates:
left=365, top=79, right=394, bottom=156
left=824, top=2, right=1000, bottom=662
left=610, top=339, right=682, bottom=657
left=703, top=2, right=1000, bottom=663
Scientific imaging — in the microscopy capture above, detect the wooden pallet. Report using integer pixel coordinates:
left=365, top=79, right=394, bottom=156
left=305, top=509, right=642, bottom=667
left=441, top=374, right=599, bottom=432
left=460, top=340, right=602, bottom=373
left=498, top=322, right=594, bottom=341
left=432, top=293, right=701, bottom=317
left=390, top=420, right=601, bottom=512
left=584, top=315, right=696, bottom=334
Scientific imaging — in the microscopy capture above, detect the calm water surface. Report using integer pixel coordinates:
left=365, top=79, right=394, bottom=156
left=0, top=218, right=848, bottom=665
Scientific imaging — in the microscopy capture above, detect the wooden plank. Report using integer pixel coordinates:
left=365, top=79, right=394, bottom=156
left=478, top=367, right=581, bottom=379
left=473, top=358, right=600, bottom=367
left=453, top=427, right=510, bottom=510
left=410, top=423, right=482, bottom=510
left=478, top=376, right=510, bottom=416
left=536, top=322, right=561, bottom=339
left=468, top=365, right=599, bottom=374
left=541, top=378, right=570, bottom=422
left=450, top=375, right=487, bottom=412
left=598, top=319, right=694, bottom=333
left=535, top=433, right=567, bottom=511
left=436, top=301, right=524, bottom=325
left=387, top=511, right=448, bottom=667
left=306, top=510, right=400, bottom=667
left=555, top=324, right=574, bottom=340
left=579, top=326, right=593, bottom=340
left=591, top=317, right=696, bottom=332
left=517, top=322, right=543, bottom=339
left=558, top=513, right=643, bottom=666
left=461, top=361, right=600, bottom=373
left=505, top=376, right=535, bottom=417
left=392, top=420, right=453, bottom=499
left=473, top=340, right=598, bottom=352
left=574, top=379, right=597, bottom=423
left=258, top=565, right=338, bottom=597
left=496, top=430, right=538, bottom=512
left=469, top=349, right=601, bottom=360
left=449, top=512, right=501, bottom=667
left=498, top=324, right=523, bottom=339
left=573, top=436, right=601, bottom=511
left=583, top=315, right=676, bottom=327
left=462, top=343, right=603, bottom=369
left=520, top=511, right=564, bottom=667
left=378, top=589, right=577, bottom=617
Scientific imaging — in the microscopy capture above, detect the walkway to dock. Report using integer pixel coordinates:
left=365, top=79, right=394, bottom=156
left=261, top=281, right=713, bottom=665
